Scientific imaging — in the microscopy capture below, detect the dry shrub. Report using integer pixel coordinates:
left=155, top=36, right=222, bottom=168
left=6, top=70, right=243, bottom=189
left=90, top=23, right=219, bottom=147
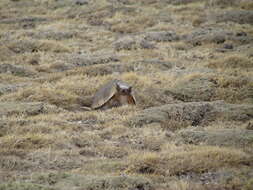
left=135, top=126, right=166, bottom=151
left=126, top=146, right=251, bottom=176
left=240, top=1, right=253, bottom=10
left=205, top=0, right=237, bottom=8
left=120, top=72, right=165, bottom=108
left=166, top=180, right=203, bottom=190
left=37, top=40, right=71, bottom=53
left=207, top=56, right=252, bottom=103
left=0, top=134, right=53, bottom=150
left=0, top=85, right=79, bottom=109
left=173, top=41, right=190, bottom=50
left=7, top=39, right=71, bottom=54
left=54, top=72, right=149, bottom=100
left=55, top=75, right=101, bottom=96
left=192, top=15, right=206, bottom=26
left=166, top=146, right=251, bottom=175
left=71, top=132, right=102, bottom=149
left=126, top=152, right=166, bottom=175
left=215, top=75, right=251, bottom=88
left=0, top=45, right=14, bottom=61
left=212, top=74, right=252, bottom=103
left=96, top=145, right=128, bottom=158
left=107, top=11, right=156, bottom=33
left=161, top=119, right=190, bottom=132
left=208, top=56, right=253, bottom=69
left=166, top=0, right=202, bottom=6
left=0, top=182, right=54, bottom=190
left=142, top=136, right=164, bottom=151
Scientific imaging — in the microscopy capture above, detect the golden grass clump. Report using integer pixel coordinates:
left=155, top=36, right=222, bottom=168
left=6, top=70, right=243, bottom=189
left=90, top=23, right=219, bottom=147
left=161, top=119, right=191, bottom=132
left=96, top=144, right=129, bottom=158
left=208, top=55, right=253, bottom=69
left=126, top=152, right=166, bottom=175
left=205, top=0, right=237, bottom=8
left=7, top=39, right=71, bottom=54
left=240, top=1, right=253, bottom=10
left=0, top=134, right=53, bottom=151
left=212, top=74, right=253, bottom=103
left=165, top=146, right=251, bottom=175
left=1, top=0, right=253, bottom=188
left=106, top=10, right=156, bottom=33
left=0, top=85, right=80, bottom=109
left=126, top=146, right=251, bottom=176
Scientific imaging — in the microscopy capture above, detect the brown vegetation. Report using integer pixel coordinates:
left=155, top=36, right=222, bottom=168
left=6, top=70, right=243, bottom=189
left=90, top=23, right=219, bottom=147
left=0, top=0, right=252, bottom=189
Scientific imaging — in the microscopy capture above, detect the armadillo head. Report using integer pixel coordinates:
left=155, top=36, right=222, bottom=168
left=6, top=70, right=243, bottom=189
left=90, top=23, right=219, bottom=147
left=116, top=82, right=132, bottom=95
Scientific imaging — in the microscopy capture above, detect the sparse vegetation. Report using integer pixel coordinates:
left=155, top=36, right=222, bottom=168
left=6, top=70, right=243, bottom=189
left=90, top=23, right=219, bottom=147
left=0, top=0, right=252, bottom=189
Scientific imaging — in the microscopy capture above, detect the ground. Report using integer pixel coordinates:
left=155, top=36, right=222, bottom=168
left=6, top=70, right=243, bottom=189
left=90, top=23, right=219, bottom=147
left=0, top=0, right=253, bottom=189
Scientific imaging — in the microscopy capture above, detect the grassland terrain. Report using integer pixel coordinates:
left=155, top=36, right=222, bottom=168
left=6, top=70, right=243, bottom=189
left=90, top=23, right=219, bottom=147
left=0, top=0, right=253, bottom=189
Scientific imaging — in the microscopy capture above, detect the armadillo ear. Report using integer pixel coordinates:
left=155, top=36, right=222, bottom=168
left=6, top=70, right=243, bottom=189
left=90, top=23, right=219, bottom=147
left=116, top=83, right=121, bottom=91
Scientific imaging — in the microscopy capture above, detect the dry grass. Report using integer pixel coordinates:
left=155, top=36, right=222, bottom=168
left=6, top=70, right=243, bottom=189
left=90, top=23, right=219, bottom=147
left=0, top=134, right=53, bottom=151
left=0, top=0, right=252, bottom=189
left=208, top=55, right=253, bottom=69
left=126, top=146, right=251, bottom=176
